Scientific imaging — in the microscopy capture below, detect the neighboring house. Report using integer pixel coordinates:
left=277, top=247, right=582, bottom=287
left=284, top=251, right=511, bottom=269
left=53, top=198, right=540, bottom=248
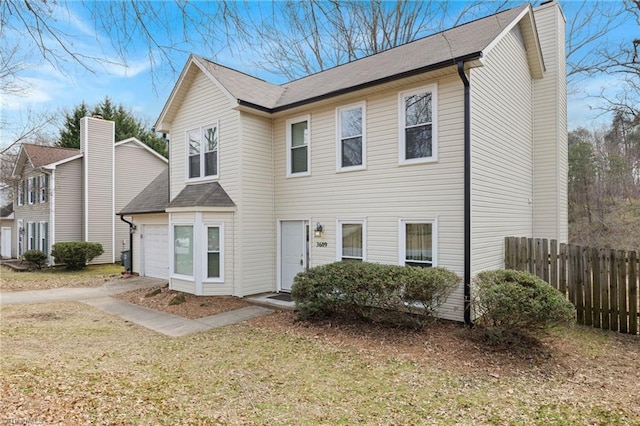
left=121, top=2, right=567, bottom=322
left=0, top=202, right=14, bottom=259
left=11, top=117, right=167, bottom=264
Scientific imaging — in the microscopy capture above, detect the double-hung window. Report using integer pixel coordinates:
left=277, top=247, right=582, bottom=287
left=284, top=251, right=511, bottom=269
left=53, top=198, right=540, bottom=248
left=27, top=177, right=36, bottom=204
left=173, top=225, right=194, bottom=276
left=205, top=225, right=223, bottom=281
left=286, top=115, right=310, bottom=176
left=39, top=174, right=49, bottom=202
left=38, top=222, right=48, bottom=255
left=400, top=220, right=436, bottom=268
left=337, top=220, right=365, bottom=262
left=17, top=180, right=24, bottom=206
left=337, top=103, right=366, bottom=171
left=187, top=123, right=219, bottom=180
left=399, top=85, right=437, bottom=164
left=27, top=221, right=36, bottom=251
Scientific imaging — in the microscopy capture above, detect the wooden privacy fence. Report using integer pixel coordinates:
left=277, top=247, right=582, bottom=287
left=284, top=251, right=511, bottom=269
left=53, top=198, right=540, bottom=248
left=504, top=237, right=639, bottom=335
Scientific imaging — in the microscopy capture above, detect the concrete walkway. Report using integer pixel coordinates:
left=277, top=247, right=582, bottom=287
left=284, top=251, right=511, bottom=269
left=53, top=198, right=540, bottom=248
left=0, top=277, right=273, bottom=337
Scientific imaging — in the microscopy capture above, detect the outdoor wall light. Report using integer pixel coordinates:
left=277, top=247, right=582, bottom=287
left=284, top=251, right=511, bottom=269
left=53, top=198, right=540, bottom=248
left=314, top=222, right=323, bottom=238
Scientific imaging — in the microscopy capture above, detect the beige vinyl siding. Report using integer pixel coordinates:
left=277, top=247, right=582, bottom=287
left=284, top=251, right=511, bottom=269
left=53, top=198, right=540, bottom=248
left=130, top=214, right=167, bottom=275
left=237, top=112, right=276, bottom=295
left=533, top=3, right=568, bottom=242
left=53, top=159, right=83, bottom=244
left=470, top=26, right=534, bottom=275
left=83, top=118, right=115, bottom=264
left=274, top=73, right=466, bottom=321
left=169, top=71, right=240, bottom=202
left=114, top=143, right=167, bottom=255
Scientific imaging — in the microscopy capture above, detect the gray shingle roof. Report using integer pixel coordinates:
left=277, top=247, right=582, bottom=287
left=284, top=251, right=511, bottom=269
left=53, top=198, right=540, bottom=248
left=23, top=144, right=80, bottom=168
left=168, top=181, right=235, bottom=209
left=119, top=169, right=169, bottom=215
left=194, top=4, right=527, bottom=111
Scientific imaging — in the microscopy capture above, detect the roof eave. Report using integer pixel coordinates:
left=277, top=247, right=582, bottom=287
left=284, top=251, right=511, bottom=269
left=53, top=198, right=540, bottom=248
left=236, top=52, right=484, bottom=115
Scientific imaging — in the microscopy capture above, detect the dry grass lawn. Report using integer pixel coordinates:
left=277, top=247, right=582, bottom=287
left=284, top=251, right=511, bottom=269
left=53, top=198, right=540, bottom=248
left=0, top=264, right=123, bottom=291
left=1, top=300, right=639, bottom=425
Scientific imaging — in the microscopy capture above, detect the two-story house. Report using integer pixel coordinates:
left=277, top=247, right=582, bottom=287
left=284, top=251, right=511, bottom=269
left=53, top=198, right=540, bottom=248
left=10, top=117, right=167, bottom=265
left=121, top=2, right=567, bottom=322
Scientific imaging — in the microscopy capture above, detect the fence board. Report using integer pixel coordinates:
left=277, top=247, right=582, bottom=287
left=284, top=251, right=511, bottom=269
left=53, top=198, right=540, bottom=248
left=592, top=248, right=601, bottom=328
left=504, top=237, right=640, bottom=335
left=629, top=251, right=638, bottom=335
left=618, top=250, right=628, bottom=334
left=601, top=249, right=610, bottom=331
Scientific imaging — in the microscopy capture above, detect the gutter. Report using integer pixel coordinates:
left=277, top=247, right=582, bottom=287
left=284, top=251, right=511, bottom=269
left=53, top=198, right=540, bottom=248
left=119, top=214, right=134, bottom=273
left=457, top=60, right=472, bottom=326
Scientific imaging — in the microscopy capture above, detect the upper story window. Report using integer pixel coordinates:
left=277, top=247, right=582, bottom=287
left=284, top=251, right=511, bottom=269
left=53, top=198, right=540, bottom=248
left=399, top=84, right=438, bottom=164
left=27, top=177, right=36, bottom=204
left=286, top=115, right=310, bottom=177
left=17, top=180, right=24, bottom=206
left=399, top=220, right=436, bottom=268
left=336, top=102, right=366, bottom=172
left=337, top=220, right=366, bottom=262
left=39, top=174, right=49, bottom=202
left=187, top=123, right=219, bottom=181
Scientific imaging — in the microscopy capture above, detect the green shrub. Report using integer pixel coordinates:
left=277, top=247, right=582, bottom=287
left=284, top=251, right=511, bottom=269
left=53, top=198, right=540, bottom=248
left=472, top=269, right=575, bottom=340
left=51, top=242, right=104, bottom=270
left=22, top=250, right=48, bottom=269
left=291, top=261, right=461, bottom=328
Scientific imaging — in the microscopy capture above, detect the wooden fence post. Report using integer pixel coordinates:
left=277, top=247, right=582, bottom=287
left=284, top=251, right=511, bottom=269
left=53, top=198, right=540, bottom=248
left=550, top=240, right=558, bottom=291
left=601, top=249, right=610, bottom=331
left=583, top=247, right=593, bottom=326
left=575, top=245, right=584, bottom=325
left=542, top=238, right=550, bottom=283
left=559, top=243, right=567, bottom=296
left=610, top=249, right=619, bottom=332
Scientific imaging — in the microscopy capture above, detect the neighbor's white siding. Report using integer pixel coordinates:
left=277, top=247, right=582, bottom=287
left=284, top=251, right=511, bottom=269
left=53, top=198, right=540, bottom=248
left=114, top=142, right=167, bottom=255
left=274, top=72, right=466, bottom=321
left=53, top=159, right=83, bottom=244
left=533, top=3, right=568, bottom=242
left=470, top=25, right=535, bottom=275
left=237, top=112, right=275, bottom=296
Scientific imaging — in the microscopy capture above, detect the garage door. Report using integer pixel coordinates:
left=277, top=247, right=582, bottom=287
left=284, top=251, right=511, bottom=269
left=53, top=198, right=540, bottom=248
left=142, top=225, right=169, bottom=279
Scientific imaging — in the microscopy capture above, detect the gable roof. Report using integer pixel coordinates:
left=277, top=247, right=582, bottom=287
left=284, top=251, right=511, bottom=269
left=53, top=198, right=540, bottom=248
left=118, top=169, right=169, bottom=215
left=168, top=182, right=235, bottom=209
left=23, top=144, right=80, bottom=168
left=156, top=3, right=540, bottom=129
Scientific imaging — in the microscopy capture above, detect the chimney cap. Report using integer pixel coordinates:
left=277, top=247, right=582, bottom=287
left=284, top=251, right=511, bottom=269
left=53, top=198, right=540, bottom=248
left=92, top=114, right=103, bottom=119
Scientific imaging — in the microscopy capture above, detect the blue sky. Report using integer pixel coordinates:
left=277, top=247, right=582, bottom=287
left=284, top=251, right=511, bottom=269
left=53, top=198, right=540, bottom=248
left=0, top=1, right=635, bottom=148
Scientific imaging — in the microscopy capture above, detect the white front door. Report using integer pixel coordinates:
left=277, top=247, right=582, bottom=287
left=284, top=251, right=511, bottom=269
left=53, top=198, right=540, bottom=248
left=280, top=220, right=307, bottom=292
left=1, top=227, right=11, bottom=258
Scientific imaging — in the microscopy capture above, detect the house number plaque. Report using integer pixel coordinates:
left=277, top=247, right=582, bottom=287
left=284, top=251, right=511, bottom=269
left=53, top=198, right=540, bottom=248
left=315, top=242, right=328, bottom=248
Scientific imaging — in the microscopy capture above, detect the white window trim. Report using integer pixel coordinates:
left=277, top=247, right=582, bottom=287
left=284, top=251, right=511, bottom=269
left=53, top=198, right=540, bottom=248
left=39, top=174, right=48, bottom=202
left=27, top=221, right=36, bottom=251
left=171, top=223, right=195, bottom=280
left=17, top=180, right=24, bottom=206
left=398, top=219, right=438, bottom=267
left=336, top=102, right=367, bottom=172
left=286, top=115, right=311, bottom=177
left=202, top=223, right=224, bottom=283
left=17, top=219, right=24, bottom=256
left=398, top=84, right=438, bottom=165
left=27, top=177, right=36, bottom=205
left=185, top=122, right=220, bottom=182
left=38, top=221, right=48, bottom=254
left=336, top=219, right=367, bottom=261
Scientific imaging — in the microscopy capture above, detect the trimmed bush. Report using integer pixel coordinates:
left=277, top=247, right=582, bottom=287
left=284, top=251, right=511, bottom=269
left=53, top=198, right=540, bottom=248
left=291, top=261, right=461, bottom=328
left=51, top=242, right=104, bottom=270
left=472, top=269, right=575, bottom=340
left=22, top=250, right=48, bottom=269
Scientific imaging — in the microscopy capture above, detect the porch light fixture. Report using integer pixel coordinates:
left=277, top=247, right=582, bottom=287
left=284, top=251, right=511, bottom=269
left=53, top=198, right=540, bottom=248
left=314, top=222, right=323, bottom=238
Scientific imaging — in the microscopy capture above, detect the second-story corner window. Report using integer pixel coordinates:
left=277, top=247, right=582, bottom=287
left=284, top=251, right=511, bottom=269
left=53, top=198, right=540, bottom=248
left=27, top=177, right=36, bottom=204
left=39, top=174, right=49, bottom=202
left=17, top=180, right=24, bottom=206
left=399, top=84, right=437, bottom=164
left=187, top=123, right=219, bottom=180
left=286, top=115, right=310, bottom=177
left=337, top=102, right=366, bottom=171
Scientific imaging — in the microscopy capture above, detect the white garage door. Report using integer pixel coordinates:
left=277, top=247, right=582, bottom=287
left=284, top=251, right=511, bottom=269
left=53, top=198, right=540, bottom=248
left=142, top=225, right=169, bottom=279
